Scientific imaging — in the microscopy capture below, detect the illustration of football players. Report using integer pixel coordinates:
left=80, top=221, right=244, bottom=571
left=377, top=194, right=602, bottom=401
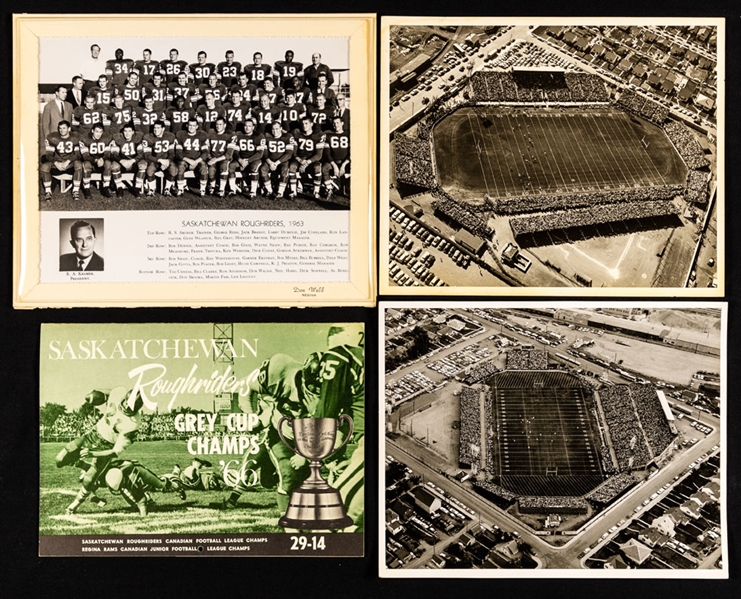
left=189, top=50, right=216, bottom=85
left=72, top=94, right=109, bottom=137
left=291, top=115, right=326, bottom=198
left=217, top=50, right=242, bottom=87
left=159, top=48, right=189, bottom=84
left=134, top=48, right=160, bottom=83
left=106, top=48, right=135, bottom=86
left=40, top=120, right=83, bottom=200
left=204, top=116, right=234, bottom=197
left=80, top=122, right=114, bottom=198
left=174, top=118, right=209, bottom=196
left=244, top=51, right=273, bottom=86
left=260, top=120, right=295, bottom=199
left=223, top=354, right=318, bottom=511
left=228, top=118, right=264, bottom=197
left=110, top=122, right=146, bottom=197
left=274, top=50, right=303, bottom=89
left=55, top=387, right=143, bottom=514
left=142, top=72, right=168, bottom=112
left=165, top=95, right=197, bottom=133
left=141, top=120, right=177, bottom=195
left=89, top=74, right=114, bottom=107
left=322, top=115, right=350, bottom=197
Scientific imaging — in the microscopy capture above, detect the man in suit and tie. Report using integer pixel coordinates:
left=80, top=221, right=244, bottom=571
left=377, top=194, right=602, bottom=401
left=60, top=220, right=105, bottom=272
left=335, top=93, right=350, bottom=133
left=42, top=85, right=73, bottom=139
left=68, top=76, right=86, bottom=109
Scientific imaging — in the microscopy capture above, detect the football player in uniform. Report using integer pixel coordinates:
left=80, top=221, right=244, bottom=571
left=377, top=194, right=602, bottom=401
left=110, top=122, right=146, bottom=197
left=228, top=118, right=264, bottom=198
left=134, top=94, right=164, bottom=134
left=142, top=72, right=168, bottom=112
left=189, top=50, right=216, bottom=85
left=89, top=74, right=114, bottom=107
left=258, top=78, right=283, bottom=106
left=217, top=50, right=242, bottom=87
left=118, top=70, right=144, bottom=110
left=106, top=48, right=135, bottom=86
left=165, top=95, right=197, bottom=133
left=252, top=93, right=281, bottom=134
left=308, top=92, right=334, bottom=132
left=244, top=51, right=274, bottom=86
left=174, top=118, right=209, bottom=196
left=166, top=458, right=222, bottom=492
left=260, top=120, right=295, bottom=199
left=231, top=72, right=259, bottom=106
left=40, top=120, right=83, bottom=201
left=204, top=116, right=234, bottom=197
left=273, top=50, right=303, bottom=89
left=72, top=94, right=109, bottom=138
left=287, top=75, right=313, bottom=106
left=159, top=48, right=189, bottom=84
left=141, top=120, right=177, bottom=195
left=278, top=90, right=307, bottom=132
left=106, top=93, right=136, bottom=136
left=80, top=122, right=114, bottom=198
left=322, top=115, right=350, bottom=198
left=223, top=89, right=252, bottom=132
left=196, top=92, right=227, bottom=132
left=134, top=48, right=160, bottom=83
left=314, top=72, right=336, bottom=108
left=198, top=73, right=228, bottom=107
left=55, top=387, right=143, bottom=514
left=223, top=353, right=318, bottom=511
left=102, top=458, right=186, bottom=516
left=303, top=52, right=334, bottom=91
left=291, top=115, right=326, bottom=199
left=168, top=71, right=196, bottom=109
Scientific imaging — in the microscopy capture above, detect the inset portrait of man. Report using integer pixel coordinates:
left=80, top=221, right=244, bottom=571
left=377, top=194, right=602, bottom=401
left=59, top=219, right=105, bottom=272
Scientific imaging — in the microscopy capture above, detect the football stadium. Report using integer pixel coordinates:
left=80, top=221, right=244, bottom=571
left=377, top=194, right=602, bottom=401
left=388, top=25, right=719, bottom=289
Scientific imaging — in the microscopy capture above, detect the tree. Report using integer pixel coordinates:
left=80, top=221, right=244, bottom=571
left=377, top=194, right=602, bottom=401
left=40, top=402, right=67, bottom=428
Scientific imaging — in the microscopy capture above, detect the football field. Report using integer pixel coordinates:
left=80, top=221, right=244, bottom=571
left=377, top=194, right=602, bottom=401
left=433, top=107, right=686, bottom=200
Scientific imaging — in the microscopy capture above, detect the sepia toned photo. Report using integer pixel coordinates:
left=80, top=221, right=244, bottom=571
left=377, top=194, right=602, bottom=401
left=380, top=18, right=723, bottom=295
left=380, top=302, right=726, bottom=577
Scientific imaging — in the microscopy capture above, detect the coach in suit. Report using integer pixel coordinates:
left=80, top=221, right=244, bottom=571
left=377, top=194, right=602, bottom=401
left=68, top=76, right=86, bottom=109
left=42, top=85, right=73, bottom=139
left=60, top=220, right=104, bottom=272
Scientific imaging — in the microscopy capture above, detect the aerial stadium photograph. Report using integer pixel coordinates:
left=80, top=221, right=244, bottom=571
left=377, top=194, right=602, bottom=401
left=381, top=19, right=723, bottom=293
left=380, top=302, right=726, bottom=577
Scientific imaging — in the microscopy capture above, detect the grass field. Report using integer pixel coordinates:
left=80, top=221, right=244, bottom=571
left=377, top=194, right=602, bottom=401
left=40, top=441, right=283, bottom=536
left=487, top=371, right=604, bottom=497
left=433, top=107, right=686, bottom=200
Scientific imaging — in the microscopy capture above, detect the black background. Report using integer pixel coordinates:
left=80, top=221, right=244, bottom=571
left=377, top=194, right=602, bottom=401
left=2, top=2, right=739, bottom=597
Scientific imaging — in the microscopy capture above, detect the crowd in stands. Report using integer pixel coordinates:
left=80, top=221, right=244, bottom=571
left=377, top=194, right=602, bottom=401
left=432, top=190, right=493, bottom=238
left=630, top=384, right=676, bottom=457
left=685, top=170, right=710, bottom=204
left=463, top=360, right=500, bottom=385
left=470, top=71, right=608, bottom=104
left=473, top=480, right=517, bottom=502
left=41, top=413, right=94, bottom=440
left=484, top=393, right=495, bottom=472
left=393, top=132, right=436, bottom=189
left=459, top=386, right=482, bottom=467
left=506, top=348, right=549, bottom=370
left=600, top=445, right=617, bottom=474
left=518, top=496, right=589, bottom=512
left=584, top=472, right=636, bottom=504
left=598, top=385, right=652, bottom=471
left=492, top=184, right=683, bottom=216
left=663, top=121, right=710, bottom=170
left=394, top=132, right=433, bottom=161
left=616, top=89, right=670, bottom=125
left=510, top=199, right=680, bottom=238
left=42, top=411, right=186, bottom=441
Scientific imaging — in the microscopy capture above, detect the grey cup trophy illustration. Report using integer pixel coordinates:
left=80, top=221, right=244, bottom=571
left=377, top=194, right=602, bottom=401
left=277, top=415, right=354, bottom=529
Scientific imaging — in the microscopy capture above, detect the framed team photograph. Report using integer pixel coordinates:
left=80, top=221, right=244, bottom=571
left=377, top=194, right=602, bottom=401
left=379, top=17, right=724, bottom=296
left=39, top=321, right=365, bottom=557
left=14, top=14, right=375, bottom=307
left=379, top=301, right=727, bottom=577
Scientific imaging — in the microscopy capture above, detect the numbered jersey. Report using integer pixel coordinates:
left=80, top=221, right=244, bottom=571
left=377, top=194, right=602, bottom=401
left=159, top=59, right=189, bottom=83
left=273, top=60, right=303, bottom=87
left=205, top=131, right=234, bottom=159
left=96, top=396, right=141, bottom=454
left=142, top=131, right=177, bottom=160
left=106, top=58, right=135, bottom=85
left=175, top=129, right=209, bottom=160
left=198, top=83, right=228, bottom=106
left=134, top=59, right=161, bottom=81
left=45, top=131, right=82, bottom=161
left=244, top=354, right=307, bottom=432
left=89, top=85, right=115, bottom=107
left=135, top=108, right=163, bottom=133
left=216, top=61, right=243, bottom=86
left=189, top=62, right=217, bottom=85
left=231, top=131, right=265, bottom=159
left=117, top=83, right=144, bottom=108
left=292, top=127, right=326, bottom=161
left=279, top=102, right=306, bottom=130
left=313, top=344, right=365, bottom=436
left=253, top=106, right=282, bottom=133
left=325, top=130, right=350, bottom=162
left=196, top=105, right=227, bottom=131
left=166, top=106, right=197, bottom=132
left=223, top=102, right=252, bottom=130
left=290, top=85, right=313, bottom=106
left=143, top=83, right=168, bottom=111
left=81, top=133, right=113, bottom=160
left=230, top=83, right=259, bottom=105
left=263, top=132, right=295, bottom=161
left=73, top=106, right=108, bottom=135
left=112, top=131, right=144, bottom=160
left=244, top=63, right=273, bottom=85
left=309, top=107, right=335, bottom=131
left=168, top=82, right=196, bottom=107
left=106, top=106, right=137, bottom=134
